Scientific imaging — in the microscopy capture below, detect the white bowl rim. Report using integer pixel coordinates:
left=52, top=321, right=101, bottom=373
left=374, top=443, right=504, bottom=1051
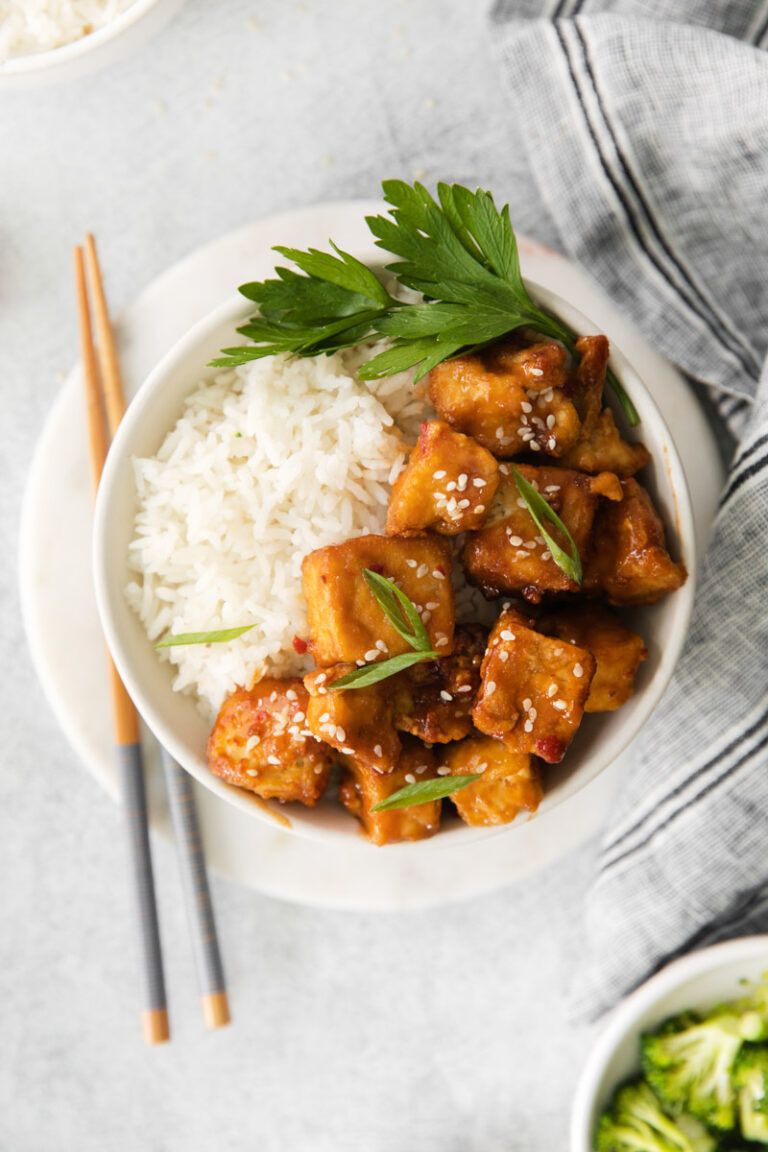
left=570, top=934, right=768, bottom=1151
left=93, top=276, right=696, bottom=848
left=0, top=0, right=170, bottom=74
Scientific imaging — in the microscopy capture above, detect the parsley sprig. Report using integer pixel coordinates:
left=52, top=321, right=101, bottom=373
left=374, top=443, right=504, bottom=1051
left=512, top=466, right=583, bottom=585
left=330, top=569, right=439, bottom=690
left=211, top=180, right=638, bottom=425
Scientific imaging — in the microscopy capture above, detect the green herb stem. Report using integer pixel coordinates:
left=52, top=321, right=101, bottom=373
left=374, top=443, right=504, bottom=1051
left=511, top=466, right=583, bottom=585
left=371, top=773, right=481, bottom=811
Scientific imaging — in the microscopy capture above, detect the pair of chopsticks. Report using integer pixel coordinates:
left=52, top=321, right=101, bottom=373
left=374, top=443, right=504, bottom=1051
left=74, top=236, right=230, bottom=1044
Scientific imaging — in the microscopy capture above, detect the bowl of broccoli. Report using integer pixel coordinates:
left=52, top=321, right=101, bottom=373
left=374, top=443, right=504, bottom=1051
left=571, top=936, right=768, bottom=1152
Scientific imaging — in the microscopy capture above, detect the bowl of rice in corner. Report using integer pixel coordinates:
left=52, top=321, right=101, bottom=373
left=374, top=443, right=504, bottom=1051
left=93, top=274, right=696, bottom=848
left=0, top=0, right=186, bottom=89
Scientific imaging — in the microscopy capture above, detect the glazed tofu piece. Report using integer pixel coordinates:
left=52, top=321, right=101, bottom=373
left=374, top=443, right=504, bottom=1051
left=569, top=334, right=610, bottom=436
left=304, top=665, right=401, bottom=772
left=207, top=678, right=333, bottom=805
left=585, top=478, right=687, bottom=605
left=428, top=338, right=583, bottom=458
left=463, top=464, right=622, bottom=602
left=539, top=605, right=649, bottom=712
left=441, top=735, right=542, bottom=826
left=560, top=408, right=650, bottom=477
left=392, top=624, right=486, bottom=743
left=472, top=609, right=595, bottom=763
left=386, top=421, right=499, bottom=536
left=302, top=534, right=454, bottom=665
left=339, top=738, right=441, bottom=845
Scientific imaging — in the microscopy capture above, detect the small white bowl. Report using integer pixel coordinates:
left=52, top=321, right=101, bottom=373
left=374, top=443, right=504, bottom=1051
left=93, top=267, right=696, bottom=846
left=0, top=0, right=185, bottom=90
left=571, top=935, right=768, bottom=1152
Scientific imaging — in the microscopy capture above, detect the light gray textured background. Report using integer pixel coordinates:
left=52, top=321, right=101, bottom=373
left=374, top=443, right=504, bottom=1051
left=0, top=2, right=601, bottom=1149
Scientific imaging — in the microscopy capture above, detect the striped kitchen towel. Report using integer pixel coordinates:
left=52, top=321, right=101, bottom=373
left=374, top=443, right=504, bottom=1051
left=491, top=1, right=768, bottom=1017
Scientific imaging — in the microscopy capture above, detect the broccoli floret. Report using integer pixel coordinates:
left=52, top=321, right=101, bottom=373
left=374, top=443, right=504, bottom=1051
left=642, top=1011, right=744, bottom=1128
left=595, top=1080, right=718, bottom=1152
left=733, top=1044, right=768, bottom=1143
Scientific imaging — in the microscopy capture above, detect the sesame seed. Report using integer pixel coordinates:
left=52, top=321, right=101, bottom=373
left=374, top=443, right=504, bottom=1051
left=529, top=707, right=537, bottom=721
left=417, top=563, right=428, bottom=578
left=457, top=684, right=472, bottom=693
left=546, top=414, right=556, bottom=429
left=356, top=659, right=365, bottom=667
left=547, top=685, right=557, bottom=698
left=374, top=744, right=383, bottom=757
left=319, top=712, right=330, bottom=722
left=476, top=504, right=485, bottom=514
left=432, top=569, right=445, bottom=579
left=523, top=720, right=533, bottom=733
left=433, top=470, right=447, bottom=479
left=406, top=558, right=418, bottom=568
left=542, top=551, right=551, bottom=561
left=508, top=536, right=522, bottom=547
left=573, top=663, right=584, bottom=678
left=495, top=425, right=504, bottom=438
left=473, top=478, right=487, bottom=488
left=545, top=484, right=560, bottom=493
left=421, top=610, right=431, bottom=623
left=499, top=464, right=510, bottom=475
left=476, top=762, right=488, bottom=773
left=289, top=725, right=299, bottom=736
left=316, top=673, right=327, bottom=683
left=314, top=765, right=323, bottom=774
left=416, top=764, right=428, bottom=774
left=486, top=681, right=496, bottom=695
left=529, top=441, right=541, bottom=451
left=446, top=497, right=457, bottom=512
left=520, top=429, right=534, bottom=442
left=286, top=688, right=297, bottom=701
left=525, top=540, right=537, bottom=550
left=436, top=638, right=449, bottom=647
left=245, top=735, right=260, bottom=752
left=500, top=629, right=515, bottom=641
left=342, top=746, right=355, bottom=755
left=517, top=497, right=527, bottom=508
left=548, top=438, right=557, bottom=451
left=499, top=650, right=509, bottom=663
left=553, top=700, right=567, bottom=711
left=364, top=648, right=379, bottom=661
left=522, top=697, right=532, bottom=710
left=529, top=367, right=544, bottom=377
left=457, top=498, right=470, bottom=509
left=446, top=480, right=457, bottom=491
left=293, top=711, right=305, bottom=723
left=246, top=768, right=259, bottom=777
left=521, top=401, right=532, bottom=413
left=554, top=647, right=563, bottom=656
left=317, top=686, right=327, bottom=694
left=437, top=766, right=451, bottom=776
left=404, top=773, right=416, bottom=784
left=267, top=755, right=280, bottom=766
left=270, top=691, right=278, bottom=702
left=458, top=472, right=468, bottom=488
left=336, top=727, right=346, bottom=742
left=440, top=690, right=453, bottom=702
left=425, top=601, right=439, bottom=610
left=376, top=640, right=388, bottom=652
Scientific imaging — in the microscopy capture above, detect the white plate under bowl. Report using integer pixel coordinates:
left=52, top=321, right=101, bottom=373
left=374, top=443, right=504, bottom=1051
left=93, top=270, right=695, bottom=848
left=19, top=201, right=724, bottom=908
left=571, top=935, right=768, bottom=1152
left=0, top=0, right=185, bottom=90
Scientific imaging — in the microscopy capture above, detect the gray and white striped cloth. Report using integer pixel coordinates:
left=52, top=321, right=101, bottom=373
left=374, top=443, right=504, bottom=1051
left=491, top=1, right=768, bottom=1017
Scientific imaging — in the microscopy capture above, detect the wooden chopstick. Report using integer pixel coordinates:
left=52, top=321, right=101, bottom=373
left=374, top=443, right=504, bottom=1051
left=75, top=245, right=169, bottom=1046
left=78, top=236, right=231, bottom=1034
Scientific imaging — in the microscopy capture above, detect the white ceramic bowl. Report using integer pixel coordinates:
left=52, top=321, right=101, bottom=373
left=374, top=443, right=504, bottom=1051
left=0, top=0, right=185, bottom=90
left=93, top=265, right=696, bottom=846
left=571, top=935, right=768, bottom=1151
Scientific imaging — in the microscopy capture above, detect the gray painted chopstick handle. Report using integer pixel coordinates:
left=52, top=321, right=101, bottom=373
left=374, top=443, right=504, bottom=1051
left=160, top=749, right=230, bottom=1029
left=118, top=741, right=169, bottom=1044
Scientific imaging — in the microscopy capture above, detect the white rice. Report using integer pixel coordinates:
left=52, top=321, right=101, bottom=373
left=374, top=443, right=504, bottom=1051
left=0, top=0, right=135, bottom=61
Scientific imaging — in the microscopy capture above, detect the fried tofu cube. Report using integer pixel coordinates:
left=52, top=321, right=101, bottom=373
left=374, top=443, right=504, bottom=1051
left=392, top=624, right=486, bottom=743
left=472, top=609, right=595, bottom=763
left=207, top=678, right=332, bottom=805
left=428, top=338, right=583, bottom=457
left=304, top=665, right=401, bottom=772
left=585, top=478, right=687, bottom=604
left=386, top=421, right=499, bottom=536
left=569, top=334, right=610, bottom=436
left=339, top=738, right=441, bottom=845
left=302, top=534, right=454, bottom=665
left=538, top=605, right=648, bottom=712
left=462, top=464, right=621, bottom=602
left=441, top=735, right=542, bottom=826
left=560, top=408, right=650, bottom=477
